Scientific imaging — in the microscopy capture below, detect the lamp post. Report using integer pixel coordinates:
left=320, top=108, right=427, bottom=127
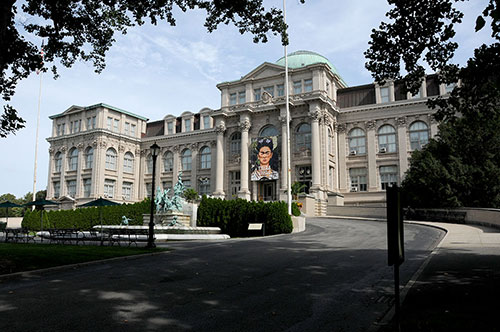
left=147, top=142, right=160, bottom=249
left=299, top=166, right=311, bottom=194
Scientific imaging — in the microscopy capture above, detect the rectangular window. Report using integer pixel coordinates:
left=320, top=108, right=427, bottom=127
left=87, top=118, right=92, bottom=130
left=104, top=179, right=115, bottom=198
left=184, top=119, right=191, bottom=132
left=229, top=171, right=241, bottom=198
left=107, top=117, right=112, bottom=130
left=167, top=122, right=174, bottom=134
left=76, top=120, right=81, bottom=132
left=162, top=181, right=173, bottom=191
left=92, top=116, right=96, bottom=129
left=83, top=179, right=91, bottom=198
left=254, top=88, right=261, bottom=101
left=70, top=121, right=74, bottom=134
left=122, top=182, right=133, bottom=200
left=203, top=116, right=210, bottom=129
left=124, top=122, right=130, bottom=135
left=229, top=93, right=237, bottom=105
left=145, top=183, right=152, bottom=198
left=67, top=180, right=77, bottom=198
left=113, top=119, right=119, bottom=132
left=238, top=91, right=246, bottom=104
left=277, top=84, right=284, bottom=97
left=349, top=168, right=367, bottom=192
left=380, top=166, right=398, bottom=190
left=198, top=177, right=211, bottom=196
left=264, top=86, right=274, bottom=97
left=57, top=124, right=61, bottom=136
left=304, top=79, right=313, bottom=92
left=293, top=81, right=302, bottom=94
left=131, top=124, right=136, bottom=137
left=61, top=123, right=65, bottom=135
left=380, top=87, right=390, bottom=103
left=53, top=182, right=60, bottom=199
left=183, top=179, right=191, bottom=189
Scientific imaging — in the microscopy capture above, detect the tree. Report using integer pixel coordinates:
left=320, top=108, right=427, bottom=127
left=365, top=0, right=500, bottom=208
left=1, top=0, right=296, bottom=137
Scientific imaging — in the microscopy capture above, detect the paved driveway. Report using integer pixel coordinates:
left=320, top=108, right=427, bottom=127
left=0, top=218, right=443, bottom=332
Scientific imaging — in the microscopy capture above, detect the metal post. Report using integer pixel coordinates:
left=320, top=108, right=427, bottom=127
left=147, top=143, right=159, bottom=248
left=283, top=0, right=292, bottom=215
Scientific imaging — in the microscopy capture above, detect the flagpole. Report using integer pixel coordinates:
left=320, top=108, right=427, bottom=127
left=33, top=42, right=44, bottom=205
left=283, top=0, right=292, bottom=215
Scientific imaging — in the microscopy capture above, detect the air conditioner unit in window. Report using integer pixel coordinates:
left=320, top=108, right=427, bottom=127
left=349, top=150, right=357, bottom=156
left=350, top=187, right=358, bottom=192
left=380, top=147, right=387, bottom=153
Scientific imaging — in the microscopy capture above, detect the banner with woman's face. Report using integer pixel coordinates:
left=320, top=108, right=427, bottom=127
left=250, top=136, right=280, bottom=181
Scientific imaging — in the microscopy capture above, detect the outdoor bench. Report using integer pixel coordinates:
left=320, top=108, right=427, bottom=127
left=108, top=228, right=152, bottom=247
left=48, top=228, right=84, bottom=245
left=5, top=228, right=35, bottom=243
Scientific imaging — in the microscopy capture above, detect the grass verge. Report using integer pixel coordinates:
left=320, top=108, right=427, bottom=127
left=0, top=243, right=166, bottom=275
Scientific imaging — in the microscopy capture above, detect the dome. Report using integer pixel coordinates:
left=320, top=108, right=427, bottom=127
left=275, top=50, right=346, bottom=86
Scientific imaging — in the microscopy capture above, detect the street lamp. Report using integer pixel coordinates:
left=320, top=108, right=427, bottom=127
left=299, top=166, right=311, bottom=194
left=147, top=142, right=160, bottom=248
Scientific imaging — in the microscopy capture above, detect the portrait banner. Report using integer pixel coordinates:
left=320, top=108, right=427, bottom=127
left=250, top=136, right=280, bottom=181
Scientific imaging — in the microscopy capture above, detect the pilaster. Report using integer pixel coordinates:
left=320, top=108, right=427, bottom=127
left=238, top=116, right=251, bottom=200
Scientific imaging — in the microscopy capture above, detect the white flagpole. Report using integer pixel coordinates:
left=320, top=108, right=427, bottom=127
left=33, top=42, right=44, bottom=205
left=283, top=0, right=292, bottom=215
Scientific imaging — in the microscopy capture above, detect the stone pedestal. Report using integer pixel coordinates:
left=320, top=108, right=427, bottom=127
left=143, top=212, right=191, bottom=227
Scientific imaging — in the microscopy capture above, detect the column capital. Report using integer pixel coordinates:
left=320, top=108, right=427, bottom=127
left=238, top=119, right=251, bottom=132
left=336, top=123, right=346, bottom=133
left=308, top=107, right=322, bottom=122
left=365, top=120, right=376, bottom=131
left=215, top=122, right=226, bottom=134
left=396, top=117, right=407, bottom=127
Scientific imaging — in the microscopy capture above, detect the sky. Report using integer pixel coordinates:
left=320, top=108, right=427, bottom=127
left=0, top=0, right=493, bottom=198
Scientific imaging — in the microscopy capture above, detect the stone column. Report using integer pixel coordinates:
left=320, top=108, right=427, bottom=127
left=279, top=114, right=288, bottom=194
left=60, top=146, right=68, bottom=196
left=117, top=144, right=125, bottom=200
left=134, top=148, right=141, bottom=201
left=309, top=104, right=322, bottom=190
left=76, top=143, right=84, bottom=198
left=172, top=146, right=180, bottom=182
left=396, top=117, right=409, bottom=181
left=91, top=140, right=99, bottom=198
left=238, top=117, right=251, bottom=200
left=366, top=120, right=378, bottom=191
left=336, top=124, right=347, bottom=191
left=214, top=121, right=226, bottom=198
left=47, top=148, right=55, bottom=199
left=429, top=114, right=438, bottom=139
left=190, top=143, right=199, bottom=190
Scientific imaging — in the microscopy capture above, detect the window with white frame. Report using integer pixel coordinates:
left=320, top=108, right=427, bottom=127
left=184, top=118, right=191, bottom=132
left=183, top=178, right=191, bottom=188
left=238, top=91, right=246, bottom=104
left=85, top=147, right=93, bottom=169
left=254, top=88, right=261, bottom=101
left=409, top=121, right=429, bottom=150
left=122, top=182, right=133, bottom=200
left=259, top=125, right=278, bottom=137
left=296, top=123, right=311, bottom=151
left=378, top=125, right=397, bottom=153
left=131, top=123, right=136, bottom=137
left=167, top=121, right=174, bottom=134
left=348, top=128, right=366, bottom=155
left=68, top=148, right=78, bottom=171
left=277, top=84, right=284, bottom=97
left=349, top=168, right=367, bottom=192
left=162, top=181, right=172, bottom=191
left=53, top=181, right=60, bottom=198
left=146, top=154, right=153, bottom=174
left=200, top=146, right=211, bottom=169
left=123, top=152, right=134, bottom=173
left=203, top=115, right=210, bottom=129
left=230, top=132, right=241, bottom=155
left=229, top=171, right=240, bottom=198
left=145, top=183, right=152, bottom=198
left=92, top=116, right=96, bottom=129
left=264, top=86, right=274, bottom=97
left=61, top=123, right=65, bottom=135
left=163, top=151, right=173, bottom=172
left=304, top=79, right=313, bottom=92
left=104, top=179, right=115, bottom=198
left=87, top=117, right=92, bottom=130
left=181, top=149, right=192, bottom=171
left=57, top=124, right=61, bottom=136
left=113, top=119, right=119, bottom=132
left=380, top=86, right=390, bottom=103
left=83, top=178, right=91, bottom=197
left=54, top=152, right=62, bottom=172
left=107, top=117, right=112, bottom=130
left=293, top=81, right=302, bottom=94
left=198, top=177, right=211, bottom=195
left=380, top=166, right=398, bottom=190
left=229, top=93, right=237, bottom=105
left=124, top=122, right=130, bottom=135
left=105, top=148, right=117, bottom=170
left=67, top=180, right=77, bottom=198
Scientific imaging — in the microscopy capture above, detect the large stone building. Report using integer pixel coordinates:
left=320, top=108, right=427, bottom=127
left=46, top=51, right=453, bottom=214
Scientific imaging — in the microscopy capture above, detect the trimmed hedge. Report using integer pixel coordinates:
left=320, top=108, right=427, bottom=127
left=22, top=199, right=150, bottom=231
left=197, top=197, right=293, bottom=237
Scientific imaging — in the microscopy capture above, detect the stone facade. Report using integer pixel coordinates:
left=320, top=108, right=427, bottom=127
left=46, top=51, right=451, bottom=214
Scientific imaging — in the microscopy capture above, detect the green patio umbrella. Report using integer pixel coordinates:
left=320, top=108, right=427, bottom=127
left=78, top=197, right=121, bottom=244
left=24, top=199, right=59, bottom=242
left=0, top=201, right=22, bottom=227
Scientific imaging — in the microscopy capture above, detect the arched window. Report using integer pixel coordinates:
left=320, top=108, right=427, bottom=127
left=378, top=125, right=397, bottom=153
left=409, top=121, right=429, bottom=150
left=85, top=147, right=93, bottom=169
left=181, top=149, right=192, bottom=171
left=105, top=148, right=117, bottom=170
left=54, top=152, right=62, bottom=172
left=200, top=146, right=211, bottom=169
left=123, top=152, right=134, bottom=173
left=163, top=151, right=173, bottom=172
left=296, top=123, right=311, bottom=151
left=146, top=154, right=153, bottom=174
left=230, top=132, right=241, bottom=155
left=68, top=148, right=78, bottom=171
left=259, top=125, right=278, bottom=137
left=348, top=128, right=366, bottom=155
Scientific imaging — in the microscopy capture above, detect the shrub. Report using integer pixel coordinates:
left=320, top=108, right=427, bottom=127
left=197, top=197, right=293, bottom=237
left=22, top=199, right=151, bottom=231
left=291, top=202, right=301, bottom=216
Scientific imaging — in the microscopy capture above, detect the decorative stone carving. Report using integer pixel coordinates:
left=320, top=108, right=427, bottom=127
left=210, top=140, right=217, bottom=147
left=215, top=121, right=226, bottom=134
left=92, top=140, right=98, bottom=147
left=428, top=114, right=438, bottom=124
left=238, top=119, right=251, bottom=132
left=308, top=108, right=322, bottom=121
left=135, top=149, right=141, bottom=156
left=278, top=115, right=288, bottom=125
left=336, top=124, right=347, bottom=133
left=118, top=145, right=125, bottom=152
left=396, top=117, right=407, bottom=127
left=48, top=147, right=55, bottom=155
left=190, top=142, right=199, bottom=150
left=324, top=115, right=333, bottom=126
left=99, top=140, right=107, bottom=148
left=365, top=120, right=376, bottom=130
left=173, top=145, right=180, bottom=153
left=77, top=142, right=84, bottom=150
left=60, top=146, right=67, bottom=152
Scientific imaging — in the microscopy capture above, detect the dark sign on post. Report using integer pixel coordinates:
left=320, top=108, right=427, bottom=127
left=387, top=185, right=404, bottom=266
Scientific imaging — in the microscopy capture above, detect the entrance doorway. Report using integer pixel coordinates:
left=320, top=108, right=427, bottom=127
left=259, top=181, right=277, bottom=201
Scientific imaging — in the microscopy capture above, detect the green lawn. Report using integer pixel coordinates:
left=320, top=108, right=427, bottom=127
left=0, top=243, right=166, bottom=275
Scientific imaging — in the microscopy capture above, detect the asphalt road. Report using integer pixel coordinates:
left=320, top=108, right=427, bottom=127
left=0, top=218, right=444, bottom=332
